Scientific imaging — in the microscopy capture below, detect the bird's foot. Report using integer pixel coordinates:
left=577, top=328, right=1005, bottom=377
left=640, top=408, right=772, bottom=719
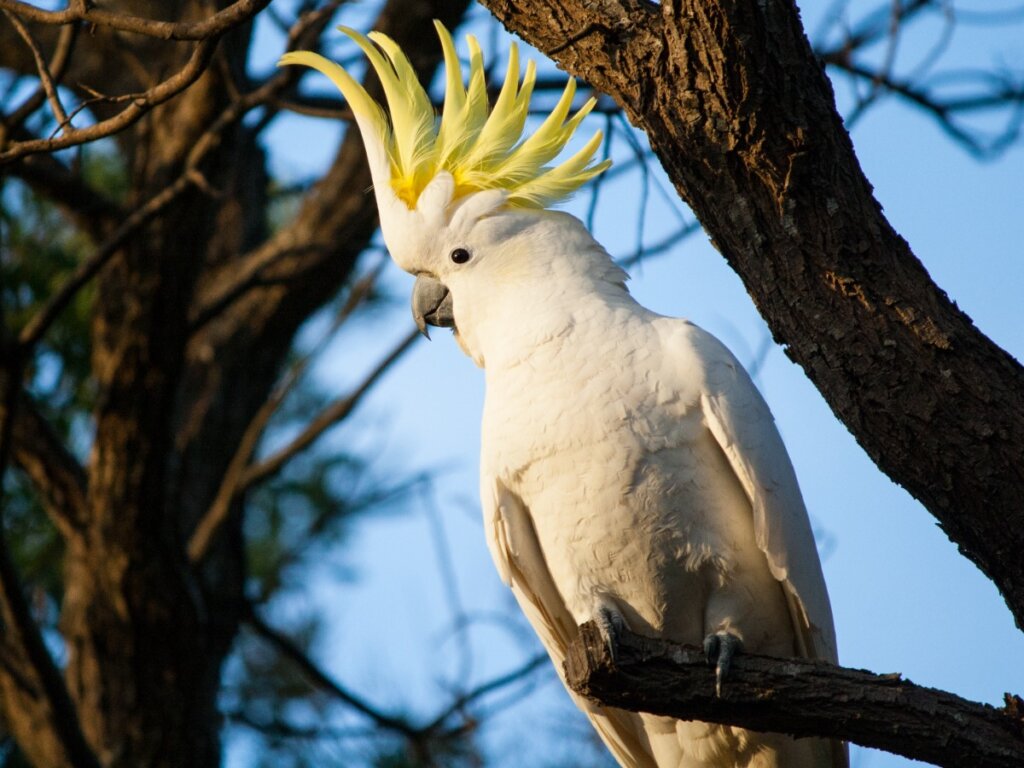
left=703, top=631, right=742, bottom=697
left=593, top=602, right=627, bottom=663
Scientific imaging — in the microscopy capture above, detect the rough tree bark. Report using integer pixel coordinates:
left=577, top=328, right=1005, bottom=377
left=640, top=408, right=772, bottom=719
left=566, top=621, right=1024, bottom=768
left=478, top=0, right=1024, bottom=632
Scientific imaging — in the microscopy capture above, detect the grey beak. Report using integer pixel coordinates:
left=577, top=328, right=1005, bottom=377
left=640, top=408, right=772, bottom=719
left=411, top=275, right=455, bottom=338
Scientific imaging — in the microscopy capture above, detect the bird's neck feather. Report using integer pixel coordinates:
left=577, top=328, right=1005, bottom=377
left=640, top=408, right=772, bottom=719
left=453, top=213, right=633, bottom=369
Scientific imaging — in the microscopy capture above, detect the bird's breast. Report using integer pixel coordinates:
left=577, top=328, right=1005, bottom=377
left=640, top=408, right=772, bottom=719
left=481, top=341, right=749, bottom=638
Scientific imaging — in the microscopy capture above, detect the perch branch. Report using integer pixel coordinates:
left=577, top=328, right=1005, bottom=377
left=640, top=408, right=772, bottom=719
left=565, top=621, right=1024, bottom=768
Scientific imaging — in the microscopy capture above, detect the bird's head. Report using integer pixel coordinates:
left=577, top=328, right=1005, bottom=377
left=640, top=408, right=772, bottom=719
left=279, top=23, right=611, bottom=359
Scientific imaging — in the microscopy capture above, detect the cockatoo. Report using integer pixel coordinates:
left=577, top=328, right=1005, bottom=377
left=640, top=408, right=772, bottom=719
left=282, top=23, right=845, bottom=768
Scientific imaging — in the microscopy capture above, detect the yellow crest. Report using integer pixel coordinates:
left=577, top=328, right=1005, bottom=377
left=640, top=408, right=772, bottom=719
left=279, top=22, right=611, bottom=209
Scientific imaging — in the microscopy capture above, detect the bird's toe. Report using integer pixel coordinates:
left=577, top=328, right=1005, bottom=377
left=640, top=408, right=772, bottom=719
left=703, top=631, right=742, bottom=697
left=593, top=602, right=627, bottom=662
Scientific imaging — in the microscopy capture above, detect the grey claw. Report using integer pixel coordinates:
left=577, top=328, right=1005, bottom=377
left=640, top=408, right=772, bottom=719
left=703, top=631, right=742, bottom=697
left=595, top=605, right=627, bottom=663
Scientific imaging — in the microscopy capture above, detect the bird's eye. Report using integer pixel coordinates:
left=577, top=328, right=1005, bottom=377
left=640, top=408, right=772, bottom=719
left=450, top=247, right=472, bottom=265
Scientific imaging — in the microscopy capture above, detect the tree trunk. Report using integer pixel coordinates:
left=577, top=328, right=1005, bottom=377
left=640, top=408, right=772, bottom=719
left=1, top=0, right=469, bottom=764
left=480, top=0, right=1024, bottom=628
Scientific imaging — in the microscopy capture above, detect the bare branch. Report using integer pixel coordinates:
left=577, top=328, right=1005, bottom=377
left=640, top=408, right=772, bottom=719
left=823, top=56, right=1024, bottom=156
left=0, top=0, right=271, bottom=41
left=815, top=0, right=935, bottom=56
left=618, top=221, right=701, bottom=268
left=0, top=0, right=273, bottom=161
left=185, top=262, right=388, bottom=563
left=245, top=607, right=549, bottom=745
left=810, top=1, right=1024, bottom=156
left=0, top=530, right=99, bottom=768
left=0, top=16, right=78, bottom=142
left=2, top=9, right=71, bottom=130
left=566, top=621, right=1024, bottom=768
left=239, top=329, right=420, bottom=492
left=423, top=653, right=548, bottom=735
left=0, top=37, right=217, bottom=161
left=187, top=326, right=418, bottom=563
left=17, top=172, right=195, bottom=349
left=4, top=148, right=122, bottom=239
left=224, top=709, right=378, bottom=742
left=7, top=393, right=87, bottom=533
left=244, top=608, right=419, bottom=738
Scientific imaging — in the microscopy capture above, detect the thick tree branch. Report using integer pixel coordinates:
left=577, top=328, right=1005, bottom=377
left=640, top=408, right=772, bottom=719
left=7, top=393, right=87, bottom=532
left=479, top=0, right=1024, bottom=631
left=566, top=622, right=1024, bottom=768
left=0, top=535, right=99, bottom=768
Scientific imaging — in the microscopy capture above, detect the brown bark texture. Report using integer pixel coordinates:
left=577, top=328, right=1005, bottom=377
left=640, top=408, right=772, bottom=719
left=477, top=0, right=1024, bottom=630
left=566, top=621, right=1024, bottom=768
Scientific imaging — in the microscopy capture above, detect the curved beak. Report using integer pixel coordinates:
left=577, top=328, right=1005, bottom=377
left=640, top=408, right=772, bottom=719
left=411, top=275, right=455, bottom=339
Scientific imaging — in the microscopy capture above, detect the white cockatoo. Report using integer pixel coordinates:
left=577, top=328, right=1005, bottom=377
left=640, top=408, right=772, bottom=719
left=282, top=23, right=845, bottom=768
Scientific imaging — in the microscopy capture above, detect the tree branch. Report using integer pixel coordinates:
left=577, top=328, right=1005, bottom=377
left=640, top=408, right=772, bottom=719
left=0, top=0, right=270, bottom=41
left=244, top=608, right=420, bottom=738
left=187, top=326, right=418, bottom=564
left=822, top=56, right=1024, bottom=157
left=3, top=148, right=122, bottom=240
left=7, top=393, right=87, bottom=533
left=246, top=607, right=550, bottom=745
left=566, top=621, right=1024, bottom=768
left=0, top=0, right=273, bottom=162
left=238, top=328, right=420, bottom=492
left=17, top=171, right=195, bottom=349
left=0, top=11, right=77, bottom=138
left=0, top=343, right=96, bottom=768
left=0, top=534, right=99, bottom=768
left=0, top=36, right=218, bottom=161
left=422, top=653, right=548, bottom=735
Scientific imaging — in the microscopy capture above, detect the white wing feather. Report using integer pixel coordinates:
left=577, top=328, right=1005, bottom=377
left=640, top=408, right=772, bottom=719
left=483, top=476, right=655, bottom=768
left=696, top=333, right=838, bottom=664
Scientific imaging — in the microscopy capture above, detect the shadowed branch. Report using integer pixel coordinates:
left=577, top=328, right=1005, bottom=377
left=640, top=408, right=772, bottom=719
left=565, top=621, right=1024, bottom=768
left=0, top=0, right=270, bottom=40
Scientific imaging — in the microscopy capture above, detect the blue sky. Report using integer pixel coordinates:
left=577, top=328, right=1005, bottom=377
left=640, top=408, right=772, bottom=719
left=233, top=3, right=1024, bottom=765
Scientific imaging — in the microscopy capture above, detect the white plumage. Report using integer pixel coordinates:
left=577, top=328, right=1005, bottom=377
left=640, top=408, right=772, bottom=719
left=461, top=209, right=843, bottom=768
left=283, top=25, right=844, bottom=767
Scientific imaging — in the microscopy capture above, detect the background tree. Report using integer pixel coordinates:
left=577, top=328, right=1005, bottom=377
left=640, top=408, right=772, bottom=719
left=0, top=1, right=1021, bottom=767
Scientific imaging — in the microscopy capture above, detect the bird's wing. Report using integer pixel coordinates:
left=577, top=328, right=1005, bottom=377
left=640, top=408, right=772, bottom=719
left=695, top=333, right=839, bottom=665
left=483, top=475, right=656, bottom=768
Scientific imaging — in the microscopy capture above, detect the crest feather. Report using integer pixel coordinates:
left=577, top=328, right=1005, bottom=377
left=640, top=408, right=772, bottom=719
left=279, top=21, right=610, bottom=210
